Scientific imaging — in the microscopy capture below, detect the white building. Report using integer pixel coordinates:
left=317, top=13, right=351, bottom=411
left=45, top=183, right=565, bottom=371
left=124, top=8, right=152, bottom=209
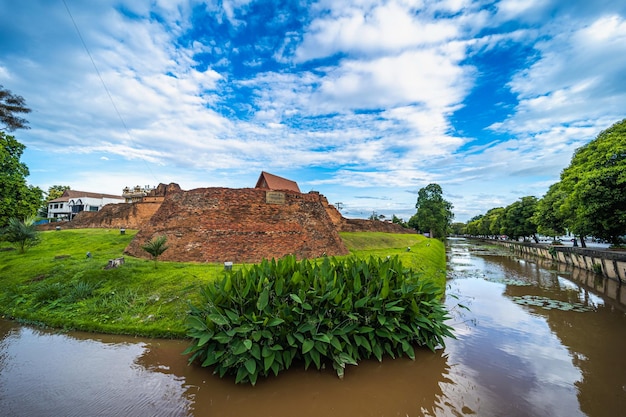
left=48, top=190, right=125, bottom=220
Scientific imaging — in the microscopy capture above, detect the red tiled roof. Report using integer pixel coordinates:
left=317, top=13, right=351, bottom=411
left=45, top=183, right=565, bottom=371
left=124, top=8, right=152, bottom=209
left=255, top=171, right=301, bottom=193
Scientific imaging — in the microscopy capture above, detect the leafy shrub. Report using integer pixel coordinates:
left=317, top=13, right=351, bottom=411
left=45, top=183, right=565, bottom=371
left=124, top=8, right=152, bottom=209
left=184, top=255, right=454, bottom=385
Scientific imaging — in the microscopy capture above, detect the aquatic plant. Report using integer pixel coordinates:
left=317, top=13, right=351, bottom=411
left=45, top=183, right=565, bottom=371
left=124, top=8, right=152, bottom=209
left=184, top=255, right=454, bottom=385
left=511, top=295, right=593, bottom=312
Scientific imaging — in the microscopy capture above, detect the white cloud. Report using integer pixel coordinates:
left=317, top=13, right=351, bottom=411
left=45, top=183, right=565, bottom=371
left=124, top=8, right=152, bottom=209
left=495, top=14, right=626, bottom=134
left=295, top=1, right=461, bottom=61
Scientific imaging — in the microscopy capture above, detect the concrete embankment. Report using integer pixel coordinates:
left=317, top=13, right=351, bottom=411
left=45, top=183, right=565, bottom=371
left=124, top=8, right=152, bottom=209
left=487, top=240, right=626, bottom=282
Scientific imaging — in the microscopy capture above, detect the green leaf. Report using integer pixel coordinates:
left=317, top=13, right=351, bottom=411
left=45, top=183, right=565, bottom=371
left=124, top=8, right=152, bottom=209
left=257, top=288, right=269, bottom=311
left=354, top=297, right=368, bottom=308
left=290, top=293, right=302, bottom=304
left=198, top=333, right=211, bottom=347
left=264, top=351, right=275, bottom=372
left=243, top=339, right=253, bottom=350
left=330, top=336, right=342, bottom=351
left=302, top=339, right=315, bottom=354
left=310, top=348, right=321, bottom=369
left=244, top=358, right=257, bottom=375
left=185, top=315, right=207, bottom=331
left=353, top=273, right=362, bottom=293
left=338, top=352, right=358, bottom=366
left=266, top=317, right=285, bottom=327
left=207, top=313, right=229, bottom=326
left=313, top=333, right=331, bottom=343
left=235, top=366, right=248, bottom=384
left=232, top=341, right=249, bottom=355
left=401, top=341, right=415, bottom=360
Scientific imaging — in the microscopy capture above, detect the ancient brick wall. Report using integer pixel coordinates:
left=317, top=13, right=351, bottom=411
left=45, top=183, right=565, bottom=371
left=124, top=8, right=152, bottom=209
left=70, top=202, right=162, bottom=229
left=124, top=187, right=349, bottom=263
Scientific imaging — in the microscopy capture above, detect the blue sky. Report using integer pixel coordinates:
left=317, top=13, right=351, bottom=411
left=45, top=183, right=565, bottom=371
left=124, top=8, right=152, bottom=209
left=1, top=0, right=625, bottom=222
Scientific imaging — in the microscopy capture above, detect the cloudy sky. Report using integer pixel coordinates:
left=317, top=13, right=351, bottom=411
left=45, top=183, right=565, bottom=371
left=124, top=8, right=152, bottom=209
left=1, top=0, right=625, bottom=222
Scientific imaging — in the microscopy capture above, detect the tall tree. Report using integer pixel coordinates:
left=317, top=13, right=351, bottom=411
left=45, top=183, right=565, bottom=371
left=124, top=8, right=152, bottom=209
left=533, top=182, right=567, bottom=240
left=0, top=85, right=31, bottom=131
left=0, top=132, right=43, bottom=228
left=502, top=196, right=539, bottom=242
left=414, top=183, right=454, bottom=239
left=558, top=119, right=626, bottom=245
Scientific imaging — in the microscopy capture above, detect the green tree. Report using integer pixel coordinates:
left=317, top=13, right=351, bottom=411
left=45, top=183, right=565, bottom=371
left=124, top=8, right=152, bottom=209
left=0, top=132, right=43, bottom=228
left=414, top=184, right=454, bottom=239
left=476, top=207, right=505, bottom=238
left=391, top=214, right=408, bottom=228
left=450, top=222, right=465, bottom=235
left=2, top=216, right=39, bottom=253
left=464, top=215, right=483, bottom=237
left=141, top=235, right=169, bottom=268
left=0, top=85, right=31, bottom=131
left=558, top=119, right=626, bottom=245
left=533, top=182, right=567, bottom=240
left=502, top=196, right=539, bottom=242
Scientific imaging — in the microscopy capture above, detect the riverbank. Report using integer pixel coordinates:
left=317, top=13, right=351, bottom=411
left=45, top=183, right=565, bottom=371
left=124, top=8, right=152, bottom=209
left=0, top=229, right=445, bottom=338
left=484, top=239, right=626, bottom=282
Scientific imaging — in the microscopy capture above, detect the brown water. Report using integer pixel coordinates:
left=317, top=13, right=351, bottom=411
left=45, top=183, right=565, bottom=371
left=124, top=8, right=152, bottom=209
left=1, top=238, right=625, bottom=416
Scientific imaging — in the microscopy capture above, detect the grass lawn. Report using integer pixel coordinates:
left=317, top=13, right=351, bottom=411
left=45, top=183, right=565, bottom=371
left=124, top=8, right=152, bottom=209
left=0, top=229, right=446, bottom=338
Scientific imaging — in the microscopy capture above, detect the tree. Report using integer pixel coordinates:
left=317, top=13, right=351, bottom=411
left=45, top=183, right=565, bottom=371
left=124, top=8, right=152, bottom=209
left=450, top=222, right=466, bottom=235
left=141, top=235, right=169, bottom=268
left=391, top=215, right=408, bottom=228
left=368, top=211, right=385, bottom=221
left=1, top=132, right=43, bottom=228
left=501, top=196, right=539, bottom=242
left=533, top=183, right=567, bottom=240
left=414, top=184, right=454, bottom=239
left=558, top=119, right=626, bottom=245
left=480, top=207, right=505, bottom=238
left=2, top=216, right=39, bottom=253
left=0, top=85, right=31, bottom=131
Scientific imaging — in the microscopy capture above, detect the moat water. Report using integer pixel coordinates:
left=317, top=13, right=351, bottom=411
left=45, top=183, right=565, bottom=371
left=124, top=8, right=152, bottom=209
left=1, top=238, right=625, bottom=416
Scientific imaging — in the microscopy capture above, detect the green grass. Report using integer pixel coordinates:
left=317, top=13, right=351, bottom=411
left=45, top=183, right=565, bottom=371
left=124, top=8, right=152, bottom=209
left=340, top=232, right=446, bottom=288
left=0, top=229, right=446, bottom=338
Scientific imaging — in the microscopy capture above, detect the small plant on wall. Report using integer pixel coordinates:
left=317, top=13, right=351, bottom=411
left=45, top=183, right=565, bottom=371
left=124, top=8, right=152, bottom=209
left=184, top=255, right=454, bottom=385
left=141, top=235, right=169, bottom=268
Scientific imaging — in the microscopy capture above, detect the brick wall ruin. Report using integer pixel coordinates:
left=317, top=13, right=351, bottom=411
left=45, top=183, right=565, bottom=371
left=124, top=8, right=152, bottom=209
left=124, top=186, right=349, bottom=263
left=43, top=181, right=414, bottom=263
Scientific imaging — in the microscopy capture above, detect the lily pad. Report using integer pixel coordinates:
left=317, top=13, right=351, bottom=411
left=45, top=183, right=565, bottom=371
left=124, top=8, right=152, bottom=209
left=511, top=295, right=594, bottom=312
left=484, top=277, right=532, bottom=286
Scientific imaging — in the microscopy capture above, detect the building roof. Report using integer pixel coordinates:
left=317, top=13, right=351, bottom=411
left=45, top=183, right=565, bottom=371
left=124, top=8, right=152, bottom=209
left=49, top=189, right=124, bottom=203
left=255, top=171, right=301, bottom=193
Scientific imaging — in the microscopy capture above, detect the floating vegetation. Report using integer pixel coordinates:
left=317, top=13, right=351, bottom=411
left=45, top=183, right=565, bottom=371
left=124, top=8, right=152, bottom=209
left=511, top=295, right=594, bottom=312
left=484, top=277, right=532, bottom=286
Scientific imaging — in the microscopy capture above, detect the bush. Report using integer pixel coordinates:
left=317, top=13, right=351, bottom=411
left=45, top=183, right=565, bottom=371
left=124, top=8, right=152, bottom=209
left=184, top=255, right=454, bottom=385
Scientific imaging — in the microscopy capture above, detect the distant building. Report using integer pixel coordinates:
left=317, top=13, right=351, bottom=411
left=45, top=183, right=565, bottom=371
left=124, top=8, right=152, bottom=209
left=122, top=185, right=155, bottom=203
left=255, top=171, right=301, bottom=193
left=48, top=190, right=124, bottom=220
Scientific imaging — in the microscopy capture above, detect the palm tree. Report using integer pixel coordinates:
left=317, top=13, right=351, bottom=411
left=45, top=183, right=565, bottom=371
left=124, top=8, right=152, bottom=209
left=141, top=235, right=169, bottom=268
left=2, top=216, right=39, bottom=253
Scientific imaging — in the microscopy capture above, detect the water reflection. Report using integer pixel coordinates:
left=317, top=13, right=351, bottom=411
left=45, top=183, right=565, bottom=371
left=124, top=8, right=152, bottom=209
left=0, top=321, right=192, bottom=417
left=0, top=318, right=456, bottom=417
left=1, top=239, right=625, bottom=416
left=445, top=239, right=626, bottom=417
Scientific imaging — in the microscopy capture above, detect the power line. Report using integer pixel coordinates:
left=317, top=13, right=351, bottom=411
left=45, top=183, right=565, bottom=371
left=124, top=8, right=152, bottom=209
left=62, top=0, right=157, bottom=182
